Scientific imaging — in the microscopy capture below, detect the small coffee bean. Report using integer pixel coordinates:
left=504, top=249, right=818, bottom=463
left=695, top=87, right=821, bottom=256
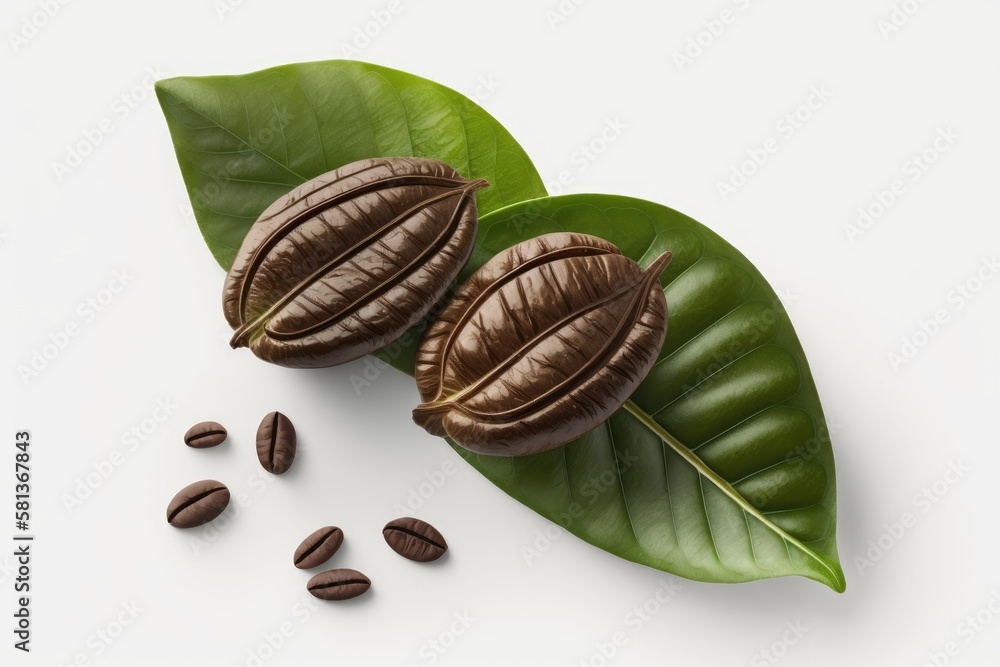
left=383, top=517, right=448, bottom=562
left=166, top=480, right=230, bottom=528
left=183, top=421, right=228, bottom=448
left=307, top=569, right=371, bottom=601
left=294, top=526, right=344, bottom=570
left=256, top=411, right=296, bottom=474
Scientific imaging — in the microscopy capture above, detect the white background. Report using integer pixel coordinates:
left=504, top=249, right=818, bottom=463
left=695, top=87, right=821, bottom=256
left=3, top=0, right=999, bottom=665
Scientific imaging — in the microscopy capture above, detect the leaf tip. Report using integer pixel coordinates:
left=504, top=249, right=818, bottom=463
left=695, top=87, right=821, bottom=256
left=153, top=76, right=178, bottom=100
left=830, top=569, right=847, bottom=594
left=816, top=559, right=847, bottom=593
left=154, top=76, right=191, bottom=117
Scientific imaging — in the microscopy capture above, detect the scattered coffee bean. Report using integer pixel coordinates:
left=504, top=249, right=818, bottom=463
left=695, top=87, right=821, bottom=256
left=183, top=421, right=228, bottom=448
left=256, top=411, right=296, bottom=474
left=383, top=517, right=448, bottom=562
left=294, top=526, right=344, bottom=570
left=166, top=480, right=230, bottom=528
left=307, top=568, right=371, bottom=601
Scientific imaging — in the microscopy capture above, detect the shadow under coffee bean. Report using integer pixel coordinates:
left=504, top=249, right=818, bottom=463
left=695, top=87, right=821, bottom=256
left=294, top=526, right=344, bottom=570
left=171, top=413, right=451, bottom=601
left=183, top=421, right=228, bottom=448
left=166, top=480, right=230, bottom=528
left=307, top=568, right=371, bottom=601
left=256, top=411, right=296, bottom=474
left=383, top=517, right=448, bottom=562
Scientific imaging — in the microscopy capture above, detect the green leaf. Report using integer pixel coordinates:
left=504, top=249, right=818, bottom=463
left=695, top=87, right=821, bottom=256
left=155, top=61, right=843, bottom=591
left=443, top=194, right=845, bottom=591
left=155, top=60, right=546, bottom=269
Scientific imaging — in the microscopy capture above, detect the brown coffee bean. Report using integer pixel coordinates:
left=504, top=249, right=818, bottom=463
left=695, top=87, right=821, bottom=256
left=183, top=421, right=228, bottom=448
left=294, top=526, right=344, bottom=570
left=307, top=569, right=371, bottom=601
left=256, top=411, right=295, bottom=474
left=412, top=232, right=671, bottom=456
left=383, top=517, right=448, bottom=562
left=166, top=480, right=230, bottom=528
left=223, top=157, right=488, bottom=369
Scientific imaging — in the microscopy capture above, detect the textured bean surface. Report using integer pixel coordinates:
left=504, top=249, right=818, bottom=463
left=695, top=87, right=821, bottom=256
left=382, top=517, right=448, bottom=562
left=183, top=421, right=227, bottom=448
left=307, top=569, right=371, bottom=601
left=414, top=232, right=671, bottom=456
left=256, top=411, right=296, bottom=475
left=223, top=157, right=487, bottom=368
left=166, top=480, right=230, bottom=528
left=294, top=526, right=344, bottom=570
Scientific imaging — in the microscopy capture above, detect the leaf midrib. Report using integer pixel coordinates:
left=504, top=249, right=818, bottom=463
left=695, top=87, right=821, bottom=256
left=159, top=86, right=310, bottom=183
left=621, top=399, right=845, bottom=592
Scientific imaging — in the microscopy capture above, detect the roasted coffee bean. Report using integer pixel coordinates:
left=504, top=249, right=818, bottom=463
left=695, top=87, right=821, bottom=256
left=382, top=517, right=448, bottom=562
left=413, top=232, right=671, bottom=456
left=166, top=480, right=230, bottom=528
left=256, top=411, right=296, bottom=474
left=183, top=421, right=228, bottom=448
left=223, top=157, right=488, bottom=368
left=294, top=526, right=344, bottom=570
left=306, top=568, right=371, bottom=601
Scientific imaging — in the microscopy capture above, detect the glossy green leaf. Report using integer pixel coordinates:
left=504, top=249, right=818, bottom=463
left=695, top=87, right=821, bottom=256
left=155, top=61, right=843, bottom=591
left=156, top=60, right=546, bottom=269
left=438, top=195, right=845, bottom=591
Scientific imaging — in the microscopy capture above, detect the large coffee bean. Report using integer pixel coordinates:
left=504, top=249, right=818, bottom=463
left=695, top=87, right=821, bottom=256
left=256, top=411, right=296, bottom=474
left=183, top=421, right=228, bottom=448
left=413, top=232, right=671, bottom=456
left=306, top=569, right=371, bottom=601
left=166, top=480, right=230, bottom=528
left=383, top=517, right=448, bottom=562
left=223, top=157, right=488, bottom=369
left=294, top=526, right=344, bottom=570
